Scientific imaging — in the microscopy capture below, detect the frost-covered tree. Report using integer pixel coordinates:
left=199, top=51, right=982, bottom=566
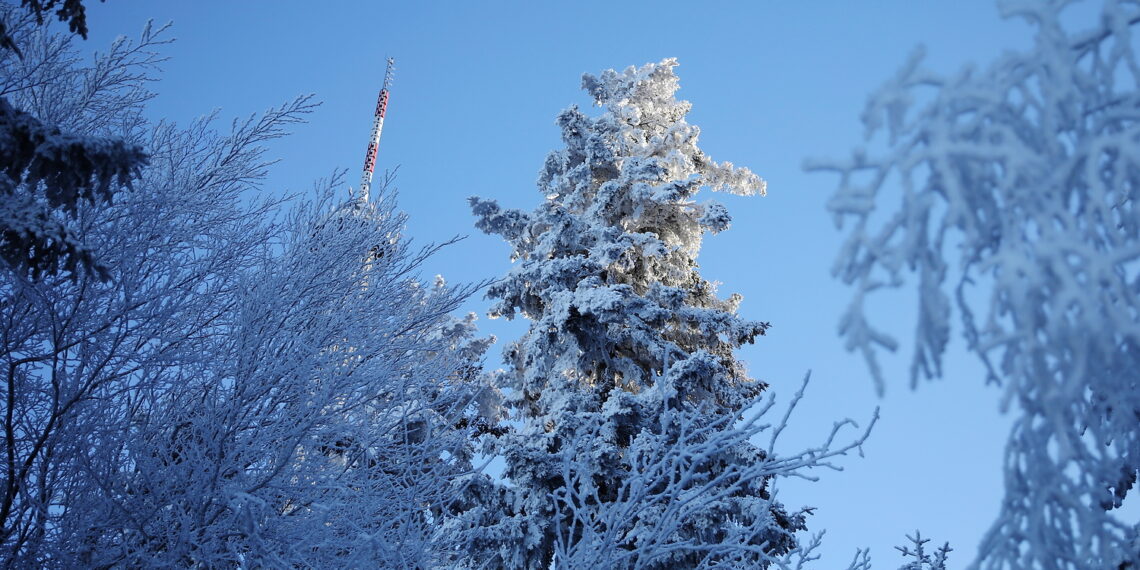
left=0, top=6, right=148, bottom=280
left=0, top=17, right=200, bottom=563
left=62, top=177, right=491, bottom=568
left=0, top=14, right=493, bottom=567
left=811, top=1, right=1140, bottom=567
left=469, top=59, right=873, bottom=569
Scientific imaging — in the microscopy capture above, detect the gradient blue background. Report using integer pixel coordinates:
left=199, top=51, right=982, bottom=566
left=77, top=2, right=1042, bottom=565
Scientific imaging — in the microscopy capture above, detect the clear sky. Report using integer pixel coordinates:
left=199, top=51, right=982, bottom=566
left=81, top=2, right=1042, bottom=566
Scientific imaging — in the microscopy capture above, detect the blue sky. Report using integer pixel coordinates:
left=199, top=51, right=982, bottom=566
left=82, top=2, right=1043, bottom=565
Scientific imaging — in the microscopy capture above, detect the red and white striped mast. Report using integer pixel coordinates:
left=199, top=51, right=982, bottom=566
left=358, top=57, right=395, bottom=202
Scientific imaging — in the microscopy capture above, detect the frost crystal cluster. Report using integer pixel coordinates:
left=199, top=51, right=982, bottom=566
left=812, top=1, right=1140, bottom=567
left=468, top=59, right=851, bottom=569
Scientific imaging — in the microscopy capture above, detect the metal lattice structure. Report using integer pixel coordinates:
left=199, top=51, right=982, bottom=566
left=358, top=57, right=395, bottom=201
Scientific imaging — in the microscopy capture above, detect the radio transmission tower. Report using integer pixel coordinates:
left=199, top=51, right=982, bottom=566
left=358, top=57, right=395, bottom=202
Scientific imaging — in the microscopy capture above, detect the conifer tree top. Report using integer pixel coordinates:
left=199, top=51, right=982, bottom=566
left=471, top=57, right=771, bottom=415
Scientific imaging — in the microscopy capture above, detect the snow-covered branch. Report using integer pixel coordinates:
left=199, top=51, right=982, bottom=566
left=810, top=1, right=1140, bottom=566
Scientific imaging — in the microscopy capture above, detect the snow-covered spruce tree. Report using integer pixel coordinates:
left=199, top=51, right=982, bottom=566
left=469, top=59, right=872, bottom=569
left=810, top=1, right=1140, bottom=567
